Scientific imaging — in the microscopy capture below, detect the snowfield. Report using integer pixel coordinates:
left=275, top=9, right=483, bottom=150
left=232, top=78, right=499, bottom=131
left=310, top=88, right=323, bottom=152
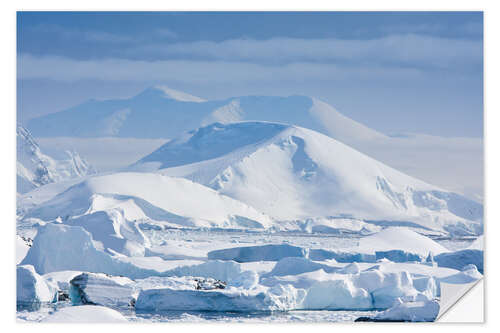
left=16, top=89, right=483, bottom=322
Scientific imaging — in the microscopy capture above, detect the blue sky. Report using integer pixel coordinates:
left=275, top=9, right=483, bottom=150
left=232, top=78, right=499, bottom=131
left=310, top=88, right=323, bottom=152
left=17, top=12, right=483, bottom=137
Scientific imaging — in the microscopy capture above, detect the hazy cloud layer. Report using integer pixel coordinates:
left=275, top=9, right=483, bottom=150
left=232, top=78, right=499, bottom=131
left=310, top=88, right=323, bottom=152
left=133, top=35, right=482, bottom=68
left=18, top=33, right=482, bottom=83
left=19, top=54, right=427, bottom=83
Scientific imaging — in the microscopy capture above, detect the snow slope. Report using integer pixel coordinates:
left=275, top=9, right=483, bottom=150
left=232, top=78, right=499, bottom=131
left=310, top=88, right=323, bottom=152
left=17, top=124, right=95, bottom=194
left=153, top=85, right=207, bottom=103
left=132, top=121, right=482, bottom=235
left=24, top=172, right=273, bottom=233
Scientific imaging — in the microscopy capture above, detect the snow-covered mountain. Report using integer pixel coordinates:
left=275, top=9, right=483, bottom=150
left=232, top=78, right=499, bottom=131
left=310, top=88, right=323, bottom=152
left=17, top=124, right=96, bottom=194
left=131, top=121, right=482, bottom=235
left=25, top=86, right=383, bottom=143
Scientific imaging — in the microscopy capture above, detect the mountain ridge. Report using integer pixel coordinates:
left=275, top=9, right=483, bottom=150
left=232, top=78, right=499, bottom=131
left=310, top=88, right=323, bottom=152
left=17, top=124, right=96, bottom=194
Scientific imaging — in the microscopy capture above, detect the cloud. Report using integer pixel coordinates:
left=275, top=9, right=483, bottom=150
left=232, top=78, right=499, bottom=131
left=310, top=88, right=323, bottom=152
left=18, top=54, right=425, bottom=83
left=22, top=23, right=135, bottom=44
left=19, top=24, right=482, bottom=70
left=459, top=21, right=483, bottom=36
left=126, top=34, right=482, bottom=68
left=155, top=28, right=178, bottom=39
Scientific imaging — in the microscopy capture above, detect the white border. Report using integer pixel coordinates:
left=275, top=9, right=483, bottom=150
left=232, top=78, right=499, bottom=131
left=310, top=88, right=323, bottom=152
left=2, top=1, right=498, bottom=332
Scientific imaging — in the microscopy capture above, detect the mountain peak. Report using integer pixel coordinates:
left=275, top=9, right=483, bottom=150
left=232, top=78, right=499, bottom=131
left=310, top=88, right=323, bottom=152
left=136, top=86, right=206, bottom=103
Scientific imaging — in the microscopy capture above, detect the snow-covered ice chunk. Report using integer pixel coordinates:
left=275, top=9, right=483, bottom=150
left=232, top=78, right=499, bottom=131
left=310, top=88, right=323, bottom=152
left=69, top=272, right=134, bottom=309
left=135, top=284, right=306, bottom=312
left=309, top=249, right=376, bottom=263
left=43, top=271, right=82, bottom=293
left=16, top=236, right=30, bottom=264
left=227, top=270, right=259, bottom=290
left=208, top=244, right=308, bottom=262
left=135, top=288, right=267, bottom=312
left=17, top=265, right=57, bottom=310
left=21, top=223, right=158, bottom=279
left=412, top=276, right=438, bottom=299
left=357, top=227, right=448, bottom=257
left=41, top=305, right=127, bottom=323
left=163, top=260, right=244, bottom=282
left=467, top=235, right=484, bottom=250
left=437, top=264, right=482, bottom=286
left=265, top=257, right=337, bottom=277
left=22, top=225, right=252, bottom=283
left=375, top=250, right=423, bottom=263
left=262, top=264, right=434, bottom=311
left=372, top=299, right=440, bottom=322
left=340, top=263, right=361, bottom=274
left=67, top=209, right=148, bottom=256
left=370, top=271, right=421, bottom=309
left=351, top=270, right=385, bottom=294
left=301, top=278, right=372, bottom=310
left=434, top=249, right=483, bottom=274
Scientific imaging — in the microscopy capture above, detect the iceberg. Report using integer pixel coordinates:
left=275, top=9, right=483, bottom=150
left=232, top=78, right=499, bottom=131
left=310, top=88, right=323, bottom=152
left=69, top=272, right=135, bottom=309
left=66, top=209, right=149, bottom=257
left=264, top=257, right=338, bottom=277
left=17, top=265, right=57, bottom=310
left=301, top=278, right=372, bottom=310
left=207, top=244, right=308, bottom=262
left=16, top=236, right=30, bottom=264
left=135, top=283, right=305, bottom=312
left=372, top=299, right=440, bottom=322
left=20, top=223, right=159, bottom=279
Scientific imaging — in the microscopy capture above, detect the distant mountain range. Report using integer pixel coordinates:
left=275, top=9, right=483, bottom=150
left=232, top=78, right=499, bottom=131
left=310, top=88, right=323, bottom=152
left=26, top=86, right=384, bottom=143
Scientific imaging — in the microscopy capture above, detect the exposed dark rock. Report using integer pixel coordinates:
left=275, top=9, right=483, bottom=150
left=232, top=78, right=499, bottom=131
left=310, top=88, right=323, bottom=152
left=355, top=317, right=406, bottom=322
left=194, top=277, right=227, bottom=290
left=57, top=290, right=70, bottom=302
